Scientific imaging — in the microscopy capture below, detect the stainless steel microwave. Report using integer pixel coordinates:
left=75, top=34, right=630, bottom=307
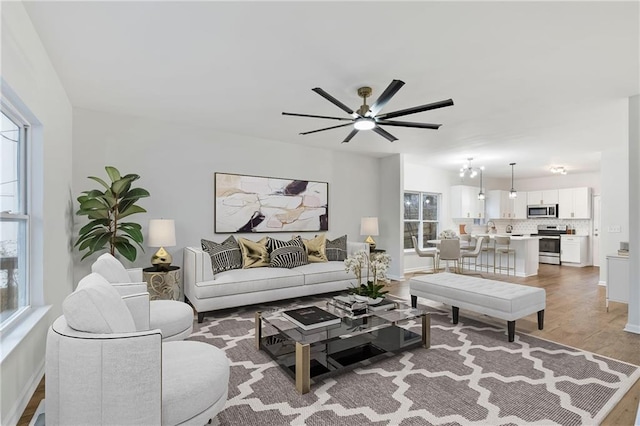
left=527, top=204, right=558, bottom=218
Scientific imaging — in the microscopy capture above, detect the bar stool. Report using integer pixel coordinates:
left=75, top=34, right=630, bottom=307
left=494, top=236, right=516, bottom=276
left=477, top=236, right=494, bottom=272
left=460, top=236, right=486, bottom=272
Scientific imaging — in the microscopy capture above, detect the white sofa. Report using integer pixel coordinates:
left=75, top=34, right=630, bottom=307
left=184, top=241, right=369, bottom=322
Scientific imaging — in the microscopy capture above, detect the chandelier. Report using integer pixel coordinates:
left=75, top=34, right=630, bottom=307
left=459, top=157, right=479, bottom=178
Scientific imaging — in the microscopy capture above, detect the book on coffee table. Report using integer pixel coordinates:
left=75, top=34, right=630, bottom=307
left=282, top=306, right=341, bottom=330
left=367, top=298, right=396, bottom=312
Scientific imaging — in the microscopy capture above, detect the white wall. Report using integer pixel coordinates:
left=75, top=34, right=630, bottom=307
left=600, top=100, right=630, bottom=284
left=72, top=108, right=380, bottom=279
left=1, top=3, right=74, bottom=424
left=626, top=95, right=639, bottom=334
left=378, top=154, right=403, bottom=279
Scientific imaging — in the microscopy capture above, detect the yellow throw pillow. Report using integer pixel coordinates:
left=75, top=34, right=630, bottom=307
left=238, top=237, right=270, bottom=268
left=303, top=234, right=328, bottom=263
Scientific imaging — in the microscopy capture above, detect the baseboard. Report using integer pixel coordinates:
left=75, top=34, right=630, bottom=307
left=5, top=359, right=45, bottom=426
left=598, top=280, right=607, bottom=287
left=624, top=323, right=640, bottom=335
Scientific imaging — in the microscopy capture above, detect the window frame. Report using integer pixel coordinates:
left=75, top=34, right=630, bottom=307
left=404, top=191, right=441, bottom=251
left=1, top=101, right=31, bottom=331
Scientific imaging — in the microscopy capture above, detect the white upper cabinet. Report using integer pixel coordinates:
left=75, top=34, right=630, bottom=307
left=451, top=185, right=485, bottom=219
left=512, top=193, right=528, bottom=219
left=527, top=189, right=559, bottom=205
left=486, top=190, right=513, bottom=219
left=558, top=187, right=592, bottom=219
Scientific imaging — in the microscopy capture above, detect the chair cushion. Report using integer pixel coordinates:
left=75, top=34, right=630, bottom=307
left=162, top=341, right=230, bottom=426
left=91, top=253, right=131, bottom=284
left=295, top=261, right=354, bottom=285
left=63, top=273, right=136, bottom=333
left=150, top=300, right=194, bottom=340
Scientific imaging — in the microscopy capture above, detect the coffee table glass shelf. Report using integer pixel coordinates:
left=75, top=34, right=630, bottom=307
left=255, top=296, right=430, bottom=394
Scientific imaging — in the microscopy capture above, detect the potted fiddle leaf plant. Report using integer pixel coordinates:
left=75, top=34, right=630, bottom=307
left=75, top=166, right=150, bottom=262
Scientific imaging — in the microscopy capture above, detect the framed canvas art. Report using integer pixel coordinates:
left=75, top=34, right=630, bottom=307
left=214, top=172, right=329, bottom=233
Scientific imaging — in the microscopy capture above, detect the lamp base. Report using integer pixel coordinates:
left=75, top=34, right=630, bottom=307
left=151, top=247, right=173, bottom=271
left=364, top=235, right=377, bottom=251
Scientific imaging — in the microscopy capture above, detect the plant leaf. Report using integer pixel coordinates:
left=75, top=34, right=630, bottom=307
left=79, top=199, right=109, bottom=210
left=118, top=204, right=146, bottom=219
left=114, top=241, right=137, bottom=262
left=88, top=176, right=110, bottom=190
left=120, top=222, right=142, bottom=230
left=111, top=178, right=131, bottom=197
left=105, top=166, right=121, bottom=183
left=90, top=232, right=112, bottom=253
left=122, top=173, right=140, bottom=182
left=121, top=188, right=150, bottom=200
left=118, top=225, right=144, bottom=244
left=78, top=219, right=110, bottom=236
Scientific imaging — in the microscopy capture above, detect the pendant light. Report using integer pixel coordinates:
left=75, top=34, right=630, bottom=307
left=508, top=162, right=517, bottom=199
left=477, top=167, right=485, bottom=200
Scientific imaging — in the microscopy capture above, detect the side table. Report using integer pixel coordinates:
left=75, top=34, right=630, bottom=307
left=143, top=266, right=182, bottom=301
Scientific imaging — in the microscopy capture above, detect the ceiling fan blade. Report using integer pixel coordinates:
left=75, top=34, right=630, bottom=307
left=372, top=126, right=398, bottom=142
left=376, top=119, right=441, bottom=129
left=299, top=122, right=353, bottom=135
left=377, top=98, right=454, bottom=120
left=312, top=88, right=355, bottom=115
left=367, top=79, right=405, bottom=117
left=342, top=129, right=359, bottom=143
left=282, top=112, right=353, bottom=122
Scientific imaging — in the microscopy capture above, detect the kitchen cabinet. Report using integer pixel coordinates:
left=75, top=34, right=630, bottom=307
left=560, top=235, right=589, bottom=266
left=606, top=255, right=629, bottom=309
left=527, top=190, right=559, bottom=206
left=512, top=193, right=528, bottom=219
left=450, top=185, right=485, bottom=219
left=486, top=190, right=513, bottom=219
left=558, top=187, right=592, bottom=219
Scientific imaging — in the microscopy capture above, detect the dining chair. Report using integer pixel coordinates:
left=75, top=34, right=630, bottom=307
left=437, top=238, right=460, bottom=273
left=411, top=236, right=438, bottom=274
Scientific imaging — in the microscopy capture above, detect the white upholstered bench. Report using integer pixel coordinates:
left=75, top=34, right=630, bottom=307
left=409, top=272, right=545, bottom=342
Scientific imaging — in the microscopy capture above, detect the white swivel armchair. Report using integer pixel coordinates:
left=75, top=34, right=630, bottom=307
left=92, top=253, right=193, bottom=341
left=46, top=273, right=229, bottom=425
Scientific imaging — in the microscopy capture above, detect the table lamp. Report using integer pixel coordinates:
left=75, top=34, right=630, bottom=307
left=148, top=219, right=176, bottom=271
left=360, top=217, right=379, bottom=250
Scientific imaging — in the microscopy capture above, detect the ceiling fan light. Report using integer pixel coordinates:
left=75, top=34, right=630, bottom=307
left=354, top=118, right=375, bottom=131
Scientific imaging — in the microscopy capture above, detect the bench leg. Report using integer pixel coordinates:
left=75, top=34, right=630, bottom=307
left=537, top=310, right=544, bottom=330
left=411, top=295, right=417, bottom=308
left=452, top=306, right=459, bottom=324
left=507, top=321, right=515, bottom=342
left=197, top=312, right=205, bottom=323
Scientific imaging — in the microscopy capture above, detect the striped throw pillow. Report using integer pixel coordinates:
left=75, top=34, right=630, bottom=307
left=268, top=236, right=308, bottom=268
left=201, top=236, right=243, bottom=274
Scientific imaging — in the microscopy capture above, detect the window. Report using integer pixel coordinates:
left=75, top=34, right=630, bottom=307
left=1, top=107, right=29, bottom=327
left=404, top=191, right=440, bottom=249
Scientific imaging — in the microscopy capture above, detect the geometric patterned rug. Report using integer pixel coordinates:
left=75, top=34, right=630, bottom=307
left=188, top=295, right=640, bottom=425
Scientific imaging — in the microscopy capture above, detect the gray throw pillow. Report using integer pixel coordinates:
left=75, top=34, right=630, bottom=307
left=202, top=236, right=243, bottom=274
left=326, top=235, right=348, bottom=261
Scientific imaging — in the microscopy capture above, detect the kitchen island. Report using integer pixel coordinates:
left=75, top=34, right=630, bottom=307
left=471, top=234, right=539, bottom=277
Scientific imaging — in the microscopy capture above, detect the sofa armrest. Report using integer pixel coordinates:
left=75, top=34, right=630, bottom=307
left=127, top=267, right=143, bottom=282
left=112, top=282, right=148, bottom=296
left=121, top=292, right=151, bottom=331
left=46, top=316, right=162, bottom=425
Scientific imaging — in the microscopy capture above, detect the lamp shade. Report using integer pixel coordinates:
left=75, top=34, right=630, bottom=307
left=148, top=219, right=176, bottom=247
left=360, top=217, right=379, bottom=236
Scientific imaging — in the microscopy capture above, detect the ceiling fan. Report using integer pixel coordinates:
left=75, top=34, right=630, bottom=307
left=282, top=79, right=454, bottom=143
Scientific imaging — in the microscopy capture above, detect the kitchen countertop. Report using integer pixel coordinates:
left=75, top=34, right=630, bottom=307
left=471, top=233, right=538, bottom=241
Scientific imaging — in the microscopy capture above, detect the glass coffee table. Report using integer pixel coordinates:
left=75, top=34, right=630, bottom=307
left=255, top=297, right=430, bottom=394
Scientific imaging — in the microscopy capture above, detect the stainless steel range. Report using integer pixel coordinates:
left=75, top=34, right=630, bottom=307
left=533, top=225, right=568, bottom=265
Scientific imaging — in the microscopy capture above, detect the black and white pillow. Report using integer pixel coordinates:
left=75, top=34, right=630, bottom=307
left=268, top=236, right=308, bottom=268
left=201, top=236, right=243, bottom=274
left=325, top=235, right=348, bottom=261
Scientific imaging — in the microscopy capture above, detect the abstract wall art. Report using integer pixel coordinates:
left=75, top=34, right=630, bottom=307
left=214, top=172, right=329, bottom=233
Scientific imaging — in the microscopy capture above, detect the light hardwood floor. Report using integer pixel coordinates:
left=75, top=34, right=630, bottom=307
left=18, top=264, right=639, bottom=425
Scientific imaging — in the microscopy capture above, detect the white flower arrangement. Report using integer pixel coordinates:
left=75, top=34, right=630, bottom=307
left=344, top=250, right=392, bottom=287
left=438, top=229, right=458, bottom=239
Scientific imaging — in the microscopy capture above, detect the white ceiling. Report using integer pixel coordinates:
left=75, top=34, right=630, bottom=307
left=23, top=1, right=639, bottom=179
